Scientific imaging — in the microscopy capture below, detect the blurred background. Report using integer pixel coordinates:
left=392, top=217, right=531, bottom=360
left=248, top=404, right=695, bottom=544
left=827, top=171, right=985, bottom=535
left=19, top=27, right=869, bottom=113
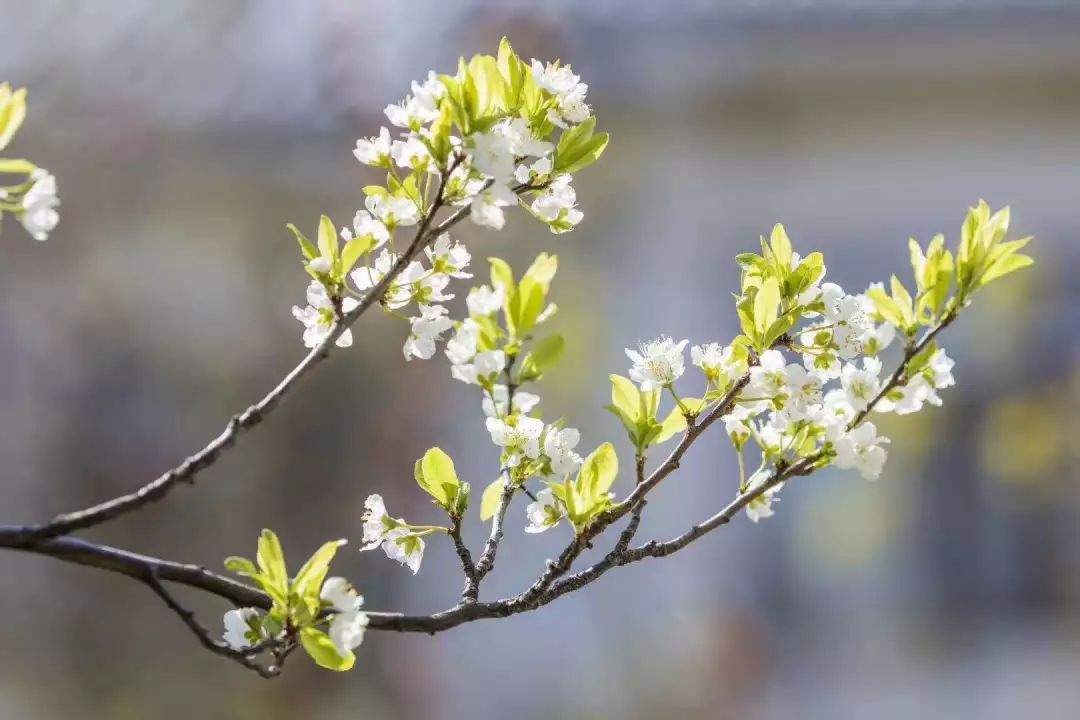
left=1, top=1, right=1078, bottom=718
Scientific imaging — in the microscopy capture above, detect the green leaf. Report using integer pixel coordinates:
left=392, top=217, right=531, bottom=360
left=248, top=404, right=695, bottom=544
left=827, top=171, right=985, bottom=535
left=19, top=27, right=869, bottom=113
left=291, top=539, right=347, bottom=612
left=287, top=223, right=318, bottom=261
left=753, top=277, right=780, bottom=340
left=224, top=556, right=258, bottom=578
left=468, top=53, right=507, bottom=120
left=655, top=407, right=687, bottom=445
left=418, top=447, right=460, bottom=509
left=497, top=37, right=528, bottom=110
left=513, top=253, right=559, bottom=333
left=300, top=627, right=355, bottom=672
left=256, top=529, right=289, bottom=599
left=0, top=85, right=27, bottom=153
left=906, top=340, right=939, bottom=377
left=488, top=257, right=516, bottom=297
left=980, top=252, right=1033, bottom=284
left=768, top=224, right=793, bottom=270
left=554, top=116, right=609, bottom=174
left=0, top=157, right=34, bottom=174
left=609, top=374, right=640, bottom=422
left=867, top=283, right=904, bottom=328
left=889, top=275, right=916, bottom=330
left=317, top=214, right=337, bottom=261
left=579, top=442, right=618, bottom=497
left=340, top=236, right=373, bottom=274
left=479, top=477, right=506, bottom=521
left=519, top=334, right=565, bottom=381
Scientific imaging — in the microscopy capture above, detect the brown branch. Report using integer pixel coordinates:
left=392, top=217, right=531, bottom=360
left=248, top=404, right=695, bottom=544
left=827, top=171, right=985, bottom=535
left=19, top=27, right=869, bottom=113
left=461, top=356, right=520, bottom=602
left=3, top=167, right=520, bottom=544
left=143, top=569, right=284, bottom=678
left=448, top=515, right=478, bottom=599
left=464, top=476, right=514, bottom=603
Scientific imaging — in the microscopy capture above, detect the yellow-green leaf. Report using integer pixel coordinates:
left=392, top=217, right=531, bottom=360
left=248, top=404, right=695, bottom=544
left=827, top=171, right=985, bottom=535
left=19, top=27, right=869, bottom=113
left=609, top=374, right=639, bottom=422
left=300, top=627, right=355, bottom=672
left=655, top=407, right=687, bottom=445
left=291, top=539, right=347, bottom=609
left=256, top=529, right=288, bottom=597
left=579, top=442, right=618, bottom=497
left=419, top=447, right=459, bottom=507
left=0, top=84, right=27, bottom=152
left=753, top=277, right=780, bottom=338
left=287, top=223, right=317, bottom=260
left=0, top=157, right=34, bottom=174
left=317, top=214, right=337, bottom=261
left=479, top=477, right=506, bottom=521
left=340, top=236, right=374, bottom=273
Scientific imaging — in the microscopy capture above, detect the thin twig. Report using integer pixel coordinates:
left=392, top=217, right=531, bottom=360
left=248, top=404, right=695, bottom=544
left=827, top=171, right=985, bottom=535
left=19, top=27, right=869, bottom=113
left=143, top=569, right=282, bottom=678
left=6, top=172, right=543, bottom=544
left=461, top=357, right=520, bottom=602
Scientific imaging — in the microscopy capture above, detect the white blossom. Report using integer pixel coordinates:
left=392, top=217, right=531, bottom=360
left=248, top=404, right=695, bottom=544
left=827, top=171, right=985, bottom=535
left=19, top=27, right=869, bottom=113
left=817, top=389, right=856, bottom=441
left=320, top=576, right=368, bottom=656
left=403, top=304, right=453, bottom=360
left=482, top=385, right=540, bottom=418
left=351, top=249, right=398, bottom=301
left=502, top=118, right=553, bottom=157
left=514, top=156, right=553, bottom=185
left=383, top=72, right=444, bottom=129
left=306, top=256, right=332, bottom=275
left=383, top=533, right=425, bottom=574
left=360, top=494, right=398, bottom=550
left=783, top=364, right=823, bottom=417
left=744, top=468, right=782, bottom=523
left=544, top=426, right=583, bottom=475
left=467, top=283, right=505, bottom=317
left=360, top=494, right=424, bottom=573
left=468, top=129, right=516, bottom=181
left=390, top=133, right=432, bottom=171
left=425, top=233, right=471, bottom=278
left=414, top=268, right=454, bottom=308
left=833, top=422, right=889, bottom=479
left=524, top=487, right=564, bottom=533
left=626, top=336, right=688, bottom=391
left=291, top=281, right=359, bottom=348
left=840, top=357, right=882, bottom=412
left=722, top=403, right=754, bottom=444
left=353, top=127, right=392, bottom=167
left=470, top=183, right=518, bottom=229
left=445, top=319, right=479, bottom=366
left=530, top=59, right=591, bottom=127
left=222, top=608, right=262, bottom=650
left=485, top=415, right=544, bottom=467
left=451, top=348, right=505, bottom=385
left=327, top=608, right=368, bottom=657
left=321, top=576, right=363, bottom=613
left=691, top=343, right=740, bottom=382
left=745, top=349, right=790, bottom=406
left=366, top=193, right=420, bottom=228
left=530, top=174, right=582, bottom=233
left=876, top=348, right=955, bottom=415
left=19, top=168, right=59, bottom=241
left=341, top=210, right=389, bottom=250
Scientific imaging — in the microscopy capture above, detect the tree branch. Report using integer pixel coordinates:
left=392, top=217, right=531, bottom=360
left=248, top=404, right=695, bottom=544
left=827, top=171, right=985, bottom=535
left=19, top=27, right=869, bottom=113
left=461, top=358, right=520, bottom=602
left=143, top=569, right=284, bottom=679
left=2, top=169, right=530, bottom=545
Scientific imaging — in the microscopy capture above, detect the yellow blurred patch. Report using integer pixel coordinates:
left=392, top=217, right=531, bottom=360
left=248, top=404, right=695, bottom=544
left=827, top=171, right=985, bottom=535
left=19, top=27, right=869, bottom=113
left=980, top=391, right=1069, bottom=485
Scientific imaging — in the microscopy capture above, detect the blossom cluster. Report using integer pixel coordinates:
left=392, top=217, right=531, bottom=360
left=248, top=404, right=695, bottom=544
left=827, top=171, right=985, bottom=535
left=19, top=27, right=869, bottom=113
left=621, top=205, right=1028, bottom=522
left=291, top=38, right=607, bottom=362
left=0, top=83, right=60, bottom=242
left=221, top=32, right=1030, bottom=676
